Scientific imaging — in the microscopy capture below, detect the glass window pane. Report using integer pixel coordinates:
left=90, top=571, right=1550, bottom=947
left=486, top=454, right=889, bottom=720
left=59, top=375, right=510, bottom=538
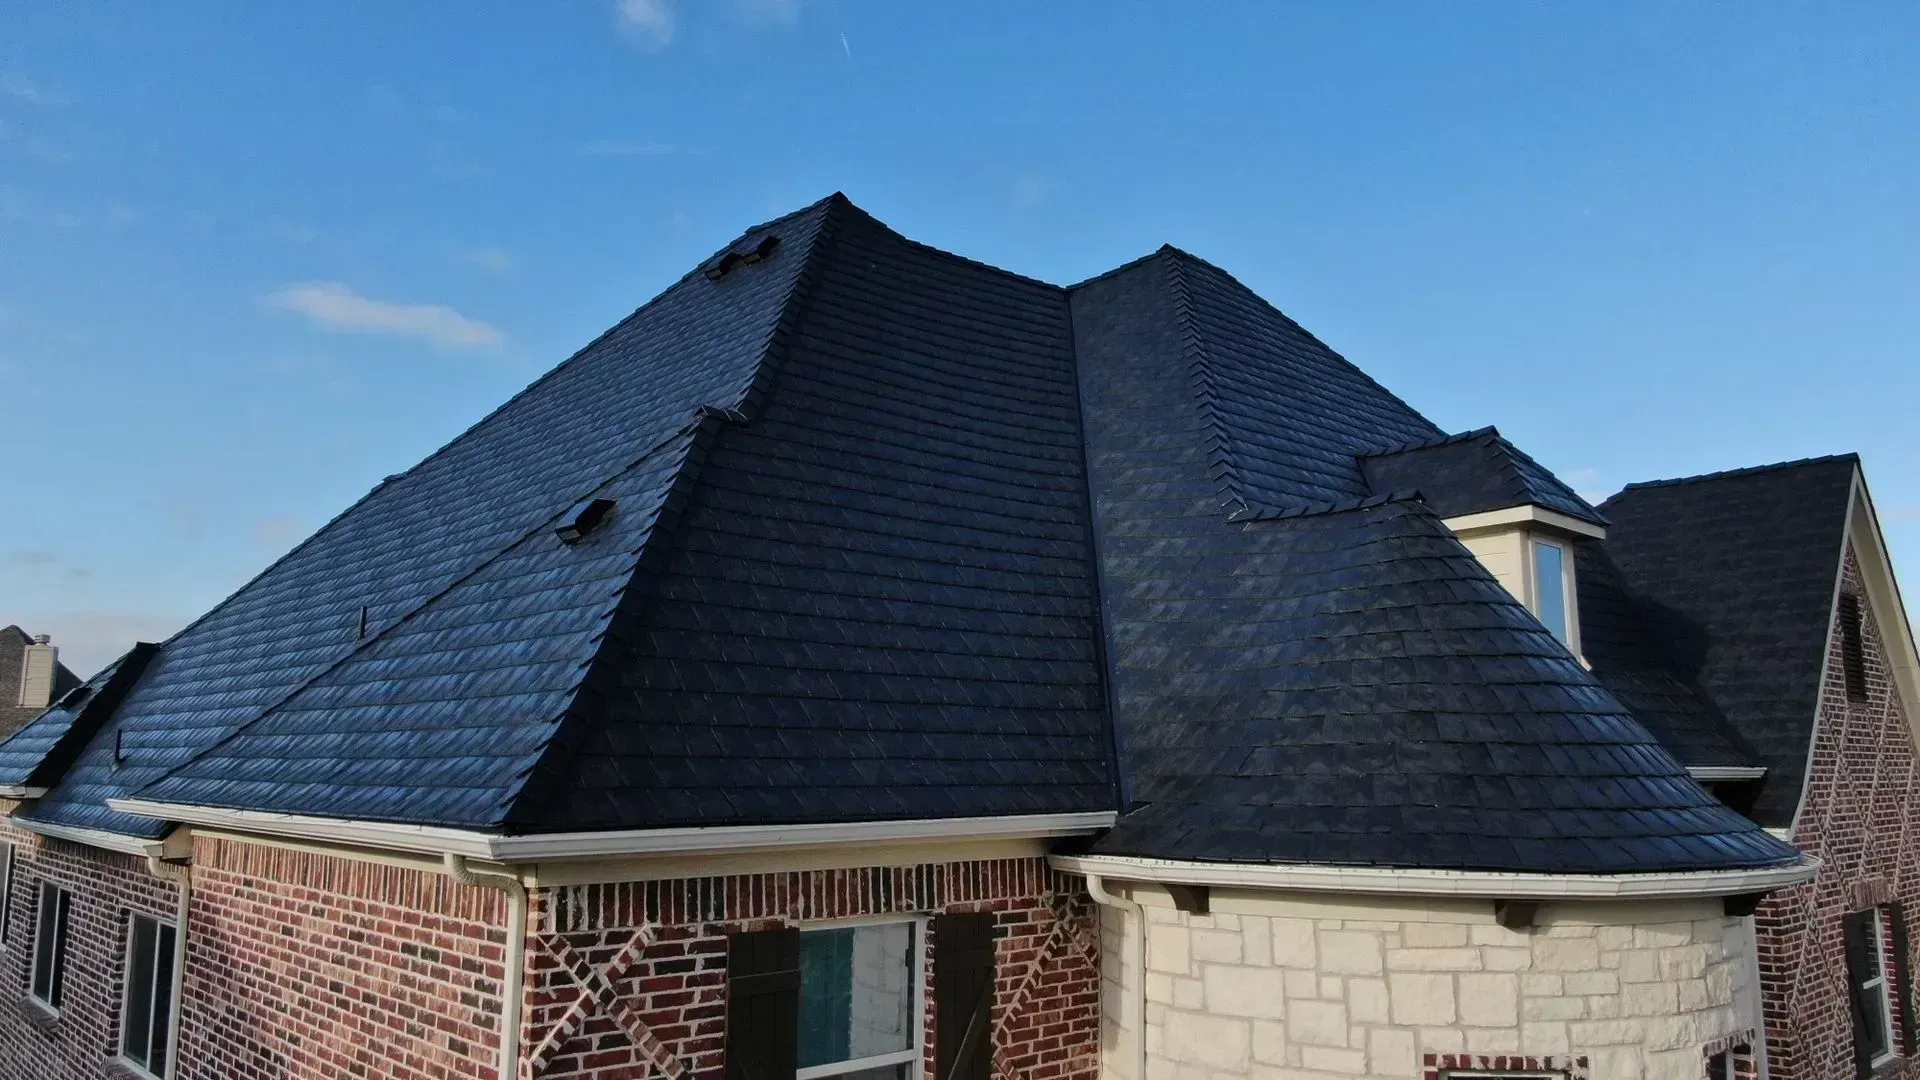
left=1531, top=541, right=1569, bottom=644
left=49, top=890, right=69, bottom=1009
left=125, top=917, right=159, bottom=1064
left=798, top=922, right=915, bottom=1069
left=32, top=885, right=59, bottom=1003
left=151, top=923, right=178, bottom=1076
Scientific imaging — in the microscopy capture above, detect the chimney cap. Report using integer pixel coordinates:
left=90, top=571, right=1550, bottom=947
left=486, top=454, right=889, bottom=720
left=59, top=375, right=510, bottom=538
left=30, top=634, right=50, bottom=645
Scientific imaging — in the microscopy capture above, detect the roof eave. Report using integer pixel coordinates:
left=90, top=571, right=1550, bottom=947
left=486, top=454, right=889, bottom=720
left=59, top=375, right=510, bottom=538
left=1051, top=851, right=1819, bottom=901
left=107, top=798, right=1116, bottom=862
left=1443, top=504, right=1607, bottom=539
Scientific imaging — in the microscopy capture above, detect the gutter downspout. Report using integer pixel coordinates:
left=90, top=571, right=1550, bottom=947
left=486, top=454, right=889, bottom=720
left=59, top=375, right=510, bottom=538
left=1085, top=874, right=1147, bottom=1080
left=145, top=853, right=190, bottom=1080
left=445, top=854, right=527, bottom=1080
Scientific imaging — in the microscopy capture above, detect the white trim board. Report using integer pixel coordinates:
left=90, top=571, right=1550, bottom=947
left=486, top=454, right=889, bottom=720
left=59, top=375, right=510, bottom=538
left=10, top=817, right=168, bottom=858
left=104, top=800, right=1117, bottom=862
left=0, top=786, right=47, bottom=800
left=1687, top=766, right=1767, bottom=782
left=1443, top=504, right=1607, bottom=540
left=1050, top=852, right=1819, bottom=901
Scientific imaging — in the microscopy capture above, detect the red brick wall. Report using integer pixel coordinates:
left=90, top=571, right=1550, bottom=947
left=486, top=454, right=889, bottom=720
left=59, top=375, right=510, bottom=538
left=524, top=858, right=1101, bottom=1080
left=0, top=813, right=180, bottom=1080
left=173, top=834, right=510, bottom=1080
left=1757, top=546, right=1920, bottom=1080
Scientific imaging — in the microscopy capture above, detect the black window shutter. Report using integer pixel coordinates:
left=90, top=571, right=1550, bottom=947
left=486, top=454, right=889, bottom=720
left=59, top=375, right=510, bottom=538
left=1893, top=903, right=1917, bottom=1057
left=725, top=928, right=800, bottom=1080
left=1845, top=910, right=1876, bottom=1079
left=936, top=912, right=997, bottom=1080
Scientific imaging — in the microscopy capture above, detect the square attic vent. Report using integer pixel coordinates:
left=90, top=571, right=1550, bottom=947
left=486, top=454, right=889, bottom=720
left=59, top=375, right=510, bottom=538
left=556, top=499, right=617, bottom=545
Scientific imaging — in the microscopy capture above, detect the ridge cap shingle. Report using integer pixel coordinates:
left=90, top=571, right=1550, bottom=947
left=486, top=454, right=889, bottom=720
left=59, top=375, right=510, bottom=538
left=1611, top=453, right=1860, bottom=499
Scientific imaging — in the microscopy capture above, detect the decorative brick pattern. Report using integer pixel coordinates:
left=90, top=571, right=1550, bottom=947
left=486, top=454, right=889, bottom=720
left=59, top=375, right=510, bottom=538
left=526, top=858, right=1100, bottom=1080
left=1422, top=1051, right=1589, bottom=1078
left=1104, top=892, right=1755, bottom=1079
left=0, top=812, right=179, bottom=1080
left=1757, top=545, right=1920, bottom=1080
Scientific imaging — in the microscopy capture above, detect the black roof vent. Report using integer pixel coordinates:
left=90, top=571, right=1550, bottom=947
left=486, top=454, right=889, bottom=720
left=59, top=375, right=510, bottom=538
left=704, top=234, right=781, bottom=281
left=556, top=498, right=617, bottom=545
left=55, top=684, right=92, bottom=711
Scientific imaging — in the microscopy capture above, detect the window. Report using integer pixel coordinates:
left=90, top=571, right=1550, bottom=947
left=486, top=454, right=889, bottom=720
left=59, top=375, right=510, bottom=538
left=1841, top=593, right=1869, bottom=702
left=1530, top=538, right=1572, bottom=645
left=1850, top=907, right=1897, bottom=1067
left=796, top=919, right=921, bottom=1080
left=0, top=841, right=13, bottom=943
left=30, top=882, right=72, bottom=1010
left=121, top=913, right=180, bottom=1078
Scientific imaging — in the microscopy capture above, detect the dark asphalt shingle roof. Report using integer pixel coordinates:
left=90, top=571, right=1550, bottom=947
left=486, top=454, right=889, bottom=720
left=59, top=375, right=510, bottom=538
left=1070, top=248, right=1789, bottom=872
left=1594, top=455, right=1858, bottom=827
left=0, top=194, right=1798, bottom=873
left=1359, top=427, right=1607, bottom=526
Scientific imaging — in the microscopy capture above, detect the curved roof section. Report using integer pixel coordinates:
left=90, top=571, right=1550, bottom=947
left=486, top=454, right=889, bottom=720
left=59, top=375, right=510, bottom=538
left=1598, top=454, right=1858, bottom=826
left=1069, top=248, right=1797, bottom=872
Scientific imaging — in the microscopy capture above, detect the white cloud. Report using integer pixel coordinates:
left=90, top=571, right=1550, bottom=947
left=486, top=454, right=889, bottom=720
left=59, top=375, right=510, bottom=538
left=582, top=139, right=680, bottom=157
left=267, top=282, right=503, bottom=350
left=0, top=73, right=67, bottom=107
left=458, top=248, right=513, bottom=275
left=616, top=0, right=675, bottom=48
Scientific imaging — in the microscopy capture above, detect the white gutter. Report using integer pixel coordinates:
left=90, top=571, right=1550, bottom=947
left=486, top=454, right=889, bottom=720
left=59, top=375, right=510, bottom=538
left=444, top=854, right=526, bottom=1080
left=1687, top=766, right=1768, bottom=782
left=105, top=800, right=1116, bottom=861
left=1084, top=874, right=1147, bottom=1080
left=1051, top=852, right=1820, bottom=900
left=0, top=786, right=47, bottom=800
left=11, top=816, right=166, bottom=857
left=145, top=852, right=191, bottom=1080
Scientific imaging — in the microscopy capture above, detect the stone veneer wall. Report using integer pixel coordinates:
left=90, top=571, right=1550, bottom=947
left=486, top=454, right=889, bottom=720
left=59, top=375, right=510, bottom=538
left=1100, top=886, right=1761, bottom=1080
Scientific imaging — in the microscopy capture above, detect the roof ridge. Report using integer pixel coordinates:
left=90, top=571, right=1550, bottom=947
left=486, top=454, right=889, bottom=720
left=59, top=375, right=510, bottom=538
left=1613, top=453, right=1861, bottom=497
left=497, top=196, right=849, bottom=830
left=1162, top=249, right=1249, bottom=516
left=1359, top=425, right=1501, bottom=459
left=1491, top=434, right=1608, bottom=524
left=1065, top=246, right=1166, bottom=292
left=78, top=196, right=849, bottom=684
left=1155, top=247, right=1447, bottom=447
left=123, top=418, right=719, bottom=808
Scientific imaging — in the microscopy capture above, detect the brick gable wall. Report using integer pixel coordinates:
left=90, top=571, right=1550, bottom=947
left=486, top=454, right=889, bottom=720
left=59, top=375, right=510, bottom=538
left=524, top=858, right=1101, bottom=1080
left=0, top=812, right=179, bottom=1080
left=1757, top=545, right=1920, bottom=1080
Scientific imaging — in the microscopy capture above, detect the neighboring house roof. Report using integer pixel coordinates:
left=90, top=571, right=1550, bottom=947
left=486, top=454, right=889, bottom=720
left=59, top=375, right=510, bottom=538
left=0, top=625, right=82, bottom=739
left=1594, top=455, right=1860, bottom=827
left=0, top=193, right=1798, bottom=876
left=1358, top=427, right=1607, bottom=526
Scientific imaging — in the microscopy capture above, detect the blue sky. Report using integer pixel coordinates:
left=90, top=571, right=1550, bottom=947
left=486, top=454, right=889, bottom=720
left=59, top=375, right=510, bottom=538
left=3, top=2, right=1917, bottom=677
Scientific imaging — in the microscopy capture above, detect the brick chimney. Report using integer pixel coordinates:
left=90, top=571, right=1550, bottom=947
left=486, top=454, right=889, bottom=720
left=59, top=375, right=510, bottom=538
left=18, top=634, right=57, bottom=709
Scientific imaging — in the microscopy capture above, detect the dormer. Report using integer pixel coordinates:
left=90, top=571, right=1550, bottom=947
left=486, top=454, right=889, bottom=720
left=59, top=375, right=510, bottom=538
left=1358, top=427, right=1608, bottom=657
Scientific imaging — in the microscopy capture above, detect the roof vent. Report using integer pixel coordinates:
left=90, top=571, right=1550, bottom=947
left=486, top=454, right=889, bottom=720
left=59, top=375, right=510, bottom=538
left=55, top=684, right=92, bottom=711
left=18, top=634, right=57, bottom=709
left=556, top=499, right=617, bottom=545
left=704, top=234, right=781, bottom=281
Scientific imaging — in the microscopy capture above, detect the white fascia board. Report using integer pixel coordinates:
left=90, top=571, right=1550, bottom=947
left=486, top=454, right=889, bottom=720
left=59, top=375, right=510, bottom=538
left=106, top=799, right=1117, bottom=862
left=0, top=786, right=48, bottom=799
left=1049, top=852, right=1819, bottom=901
left=1443, top=505, right=1608, bottom=539
left=1687, top=766, right=1768, bottom=782
left=11, top=815, right=169, bottom=858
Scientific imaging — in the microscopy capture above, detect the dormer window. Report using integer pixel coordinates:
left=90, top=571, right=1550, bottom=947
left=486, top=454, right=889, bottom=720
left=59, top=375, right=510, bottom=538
left=1530, top=538, right=1572, bottom=645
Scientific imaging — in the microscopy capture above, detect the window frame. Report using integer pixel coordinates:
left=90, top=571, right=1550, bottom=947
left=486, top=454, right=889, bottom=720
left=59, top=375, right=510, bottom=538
left=29, top=880, right=72, bottom=1013
left=118, top=910, right=181, bottom=1079
left=1525, top=533, right=1580, bottom=654
left=0, top=841, right=13, bottom=944
left=792, top=912, right=927, bottom=1080
left=1861, top=906, right=1898, bottom=1067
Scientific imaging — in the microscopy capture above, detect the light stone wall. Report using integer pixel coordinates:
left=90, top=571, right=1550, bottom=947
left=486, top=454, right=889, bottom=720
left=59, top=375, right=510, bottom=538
left=1098, top=886, right=1761, bottom=1080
